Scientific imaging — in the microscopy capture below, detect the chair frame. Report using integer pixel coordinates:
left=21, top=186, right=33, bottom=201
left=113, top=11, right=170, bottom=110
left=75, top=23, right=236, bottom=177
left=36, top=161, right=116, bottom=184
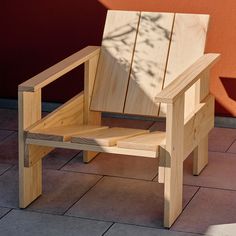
left=18, top=45, right=219, bottom=227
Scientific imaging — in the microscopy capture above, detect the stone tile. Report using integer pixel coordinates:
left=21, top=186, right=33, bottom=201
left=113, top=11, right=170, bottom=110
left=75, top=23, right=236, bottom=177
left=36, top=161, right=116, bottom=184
left=172, top=188, right=236, bottom=235
left=62, top=152, right=158, bottom=180
left=0, top=167, right=18, bottom=208
left=0, top=109, right=18, bottom=131
left=209, top=127, right=236, bottom=152
left=184, top=152, right=236, bottom=190
left=227, top=139, right=236, bottom=154
left=0, top=209, right=111, bottom=236
left=27, top=169, right=102, bottom=214
left=43, top=149, right=80, bottom=170
left=0, top=132, right=18, bottom=165
left=0, top=163, right=12, bottom=175
left=0, top=207, right=11, bottom=218
left=0, top=130, right=14, bottom=142
left=105, top=223, right=199, bottom=236
left=66, top=176, right=198, bottom=228
left=102, top=117, right=153, bottom=129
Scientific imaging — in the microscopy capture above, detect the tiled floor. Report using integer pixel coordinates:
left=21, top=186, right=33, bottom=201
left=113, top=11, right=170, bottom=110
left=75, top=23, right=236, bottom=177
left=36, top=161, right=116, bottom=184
left=0, top=108, right=236, bottom=235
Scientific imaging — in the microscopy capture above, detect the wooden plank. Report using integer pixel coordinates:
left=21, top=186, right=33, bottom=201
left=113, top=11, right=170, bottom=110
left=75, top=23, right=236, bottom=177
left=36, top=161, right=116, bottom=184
left=90, top=10, right=140, bottom=113
left=117, top=131, right=166, bottom=151
left=184, top=94, right=214, bottom=159
left=155, top=53, right=220, bottom=104
left=124, top=12, right=174, bottom=116
left=159, top=13, right=210, bottom=116
left=84, top=51, right=102, bottom=162
left=27, top=125, right=109, bottom=142
left=26, top=138, right=158, bottom=158
left=18, top=90, right=52, bottom=207
left=163, top=95, right=184, bottom=228
left=71, top=127, right=149, bottom=147
left=193, top=70, right=212, bottom=175
left=18, top=46, right=100, bottom=92
left=27, top=92, right=84, bottom=132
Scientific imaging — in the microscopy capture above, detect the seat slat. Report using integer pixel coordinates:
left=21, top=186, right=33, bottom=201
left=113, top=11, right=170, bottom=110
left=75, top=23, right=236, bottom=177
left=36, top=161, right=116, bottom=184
left=90, top=10, right=140, bottom=113
left=117, top=131, right=166, bottom=151
left=159, top=13, right=209, bottom=117
left=124, top=12, right=174, bottom=116
left=27, top=125, right=109, bottom=142
left=71, top=127, right=149, bottom=147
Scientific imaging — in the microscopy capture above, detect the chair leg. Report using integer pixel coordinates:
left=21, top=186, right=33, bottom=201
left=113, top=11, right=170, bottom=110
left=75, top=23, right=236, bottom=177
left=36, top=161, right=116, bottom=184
left=163, top=152, right=183, bottom=228
left=19, top=142, right=42, bottom=208
left=193, top=135, right=208, bottom=175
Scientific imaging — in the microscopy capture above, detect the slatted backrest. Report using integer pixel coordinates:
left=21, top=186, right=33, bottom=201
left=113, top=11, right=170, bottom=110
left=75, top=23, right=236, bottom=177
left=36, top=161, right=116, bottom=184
left=90, top=10, right=209, bottom=117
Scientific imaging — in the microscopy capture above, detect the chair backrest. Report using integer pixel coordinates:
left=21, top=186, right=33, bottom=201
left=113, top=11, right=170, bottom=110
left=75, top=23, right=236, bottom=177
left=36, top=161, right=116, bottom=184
left=90, top=10, right=209, bottom=117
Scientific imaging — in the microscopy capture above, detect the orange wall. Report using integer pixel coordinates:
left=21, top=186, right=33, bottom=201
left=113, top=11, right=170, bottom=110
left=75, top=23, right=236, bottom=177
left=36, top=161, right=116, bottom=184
left=2, top=1, right=236, bottom=116
left=99, top=0, right=236, bottom=117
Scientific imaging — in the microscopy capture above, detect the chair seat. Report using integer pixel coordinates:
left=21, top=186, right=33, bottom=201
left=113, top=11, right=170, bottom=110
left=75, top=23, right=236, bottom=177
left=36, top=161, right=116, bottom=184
left=27, top=124, right=109, bottom=142
left=117, top=131, right=166, bottom=151
left=71, top=127, right=149, bottom=147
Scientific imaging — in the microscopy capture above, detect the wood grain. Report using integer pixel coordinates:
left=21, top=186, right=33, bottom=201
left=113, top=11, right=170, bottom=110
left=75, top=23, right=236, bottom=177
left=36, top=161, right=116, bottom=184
left=90, top=10, right=140, bottom=113
left=124, top=12, right=174, bottom=116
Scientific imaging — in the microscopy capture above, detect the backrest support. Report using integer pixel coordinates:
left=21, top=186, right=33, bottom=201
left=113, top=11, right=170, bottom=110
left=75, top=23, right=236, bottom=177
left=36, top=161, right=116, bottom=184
left=90, top=10, right=209, bottom=117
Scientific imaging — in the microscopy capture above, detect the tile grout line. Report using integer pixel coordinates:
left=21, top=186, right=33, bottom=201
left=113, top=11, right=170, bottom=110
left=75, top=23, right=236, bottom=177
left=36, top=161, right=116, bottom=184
left=224, top=138, right=236, bottom=153
left=57, top=151, right=83, bottom=170
left=0, top=208, right=13, bottom=221
left=101, top=222, right=115, bottom=236
left=62, top=176, right=105, bottom=215
left=0, top=130, right=16, bottom=144
left=0, top=164, right=15, bottom=177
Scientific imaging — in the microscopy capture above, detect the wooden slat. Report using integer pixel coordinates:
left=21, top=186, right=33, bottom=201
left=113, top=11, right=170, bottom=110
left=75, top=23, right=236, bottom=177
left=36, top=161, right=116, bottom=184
left=27, top=125, right=109, bottom=142
left=19, top=46, right=100, bottom=92
left=90, top=10, right=140, bottom=113
left=26, top=138, right=158, bottom=158
left=27, top=92, right=84, bottom=132
left=159, top=13, right=210, bottom=116
left=184, top=94, right=214, bottom=159
left=71, top=127, right=149, bottom=147
left=124, top=12, right=174, bottom=116
left=117, top=131, right=166, bottom=151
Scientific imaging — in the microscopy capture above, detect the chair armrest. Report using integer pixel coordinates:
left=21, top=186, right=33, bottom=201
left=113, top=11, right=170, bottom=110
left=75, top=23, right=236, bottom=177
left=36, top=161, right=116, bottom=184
left=155, top=53, right=220, bottom=104
left=18, top=46, right=100, bottom=92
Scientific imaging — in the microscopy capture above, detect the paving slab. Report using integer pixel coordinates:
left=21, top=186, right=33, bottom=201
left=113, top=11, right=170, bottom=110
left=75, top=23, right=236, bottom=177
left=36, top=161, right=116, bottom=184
left=0, top=130, right=14, bottom=142
left=105, top=223, right=199, bottom=236
left=62, top=152, right=158, bottom=180
left=184, top=152, right=236, bottom=190
left=0, top=209, right=111, bottom=236
left=0, top=163, right=12, bottom=175
left=172, top=188, right=236, bottom=235
left=27, top=169, right=102, bottom=214
left=66, top=176, right=198, bottom=228
left=209, top=127, right=236, bottom=152
left=227, top=139, right=236, bottom=154
left=0, top=207, right=11, bottom=218
left=0, top=109, right=18, bottom=131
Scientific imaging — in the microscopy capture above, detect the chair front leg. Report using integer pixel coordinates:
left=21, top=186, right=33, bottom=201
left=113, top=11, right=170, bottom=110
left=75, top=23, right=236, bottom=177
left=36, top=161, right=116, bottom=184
left=164, top=95, right=184, bottom=228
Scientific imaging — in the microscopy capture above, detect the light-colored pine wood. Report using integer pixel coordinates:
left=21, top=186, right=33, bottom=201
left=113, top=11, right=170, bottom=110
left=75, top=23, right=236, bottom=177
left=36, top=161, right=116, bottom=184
left=83, top=51, right=101, bottom=162
left=193, top=70, right=212, bottom=175
left=27, top=125, right=109, bottom=142
left=159, top=13, right=209, bottom=116
left=117, top=131, right=166, bottom=151
left=18, top=46, right=100, bottom=92
left=19, top=90, right=52, bottom=208
left=124, top=12, right=174, bottom=116
left=184, top=94, right=214, bottom=159
left=28, top=92, right=84, bottom=132
left=155, top=53, right=220, bottom=104
left=71, top=127, right=149, bottom=147
left=26, top=138, right=158, bottom=158
left=90, top=10, right=140, bottom=113
left=163, top=95, right=184, bottom=228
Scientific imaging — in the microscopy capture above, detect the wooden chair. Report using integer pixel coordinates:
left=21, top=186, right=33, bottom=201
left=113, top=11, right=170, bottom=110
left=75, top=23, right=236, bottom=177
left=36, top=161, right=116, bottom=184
left=18, top=10, right=220, bottom=227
